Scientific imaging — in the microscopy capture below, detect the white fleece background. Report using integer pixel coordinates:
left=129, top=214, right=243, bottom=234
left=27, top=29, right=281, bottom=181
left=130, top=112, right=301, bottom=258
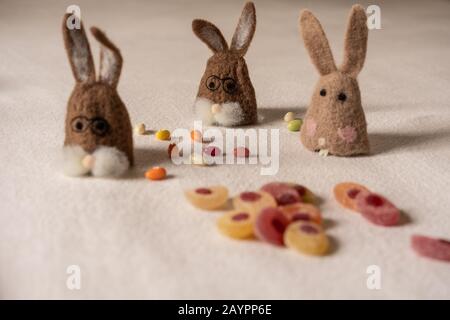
left=0, top=0, right=449, bottom=299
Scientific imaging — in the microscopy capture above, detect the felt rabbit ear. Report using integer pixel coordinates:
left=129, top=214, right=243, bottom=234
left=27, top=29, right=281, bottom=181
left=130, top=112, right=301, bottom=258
left=90, top=27, right=123, bottom=88
left=299, top=10, right=337, bottom=76
left=340, top=5, right=368, bottom=77
left=192, top=19, right=228, bottom=53
left=62, top=13, right=95, bottom=83
left=230, top=2, right=256, bottom=56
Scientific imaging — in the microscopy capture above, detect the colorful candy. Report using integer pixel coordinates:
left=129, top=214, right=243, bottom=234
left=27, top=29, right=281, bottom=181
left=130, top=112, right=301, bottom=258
left=280, top=203, right=322, bottom=225
left=217, top=210, right=256, bottom=239
left=155, top=129, right=170, bottom=141
left=411, top=235, right=450, bottom=262
left=260, top=182, right=301, bottom=206
left=254, top=208, right=289, bottom=246
left=284, top=221, right=329, bottom=256
left=287, top=119, right=303, bottom=132
left=190, top=130, right=202, bottom=142
left=287, top=183, right=316, bottom=204
left=233, top=147, right=250, bottom=158
left=134, top=123, right=146, bottom=135
left=145, top=166, right=167, bottom=181
left=232, top=191, right=277, bottom=215
left=334, top=182, right=370, bottom=211
left=185, top=186, right=228, bottom=210
left=168, top=143, right=177, bottom=158
left=355, top=191, right=400, bottom=226
left=284, top=112, right=295, bottom=123
left=203, top=146, right=222, bottom=157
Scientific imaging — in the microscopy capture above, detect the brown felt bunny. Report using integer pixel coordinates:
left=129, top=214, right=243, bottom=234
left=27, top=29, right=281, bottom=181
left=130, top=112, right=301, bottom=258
left=192, top=2, right=257, bottom=127
left=61, top=14, right=133, bottom=177
left=299, top=5, right=370, bottom=156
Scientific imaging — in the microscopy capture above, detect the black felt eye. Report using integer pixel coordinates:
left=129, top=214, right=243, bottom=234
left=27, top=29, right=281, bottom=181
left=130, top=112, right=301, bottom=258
left=320, top=89, right=327, bottom=97
left=71, top=117, right=89, bottom=133
left=338, top=93, right=347, bottom=102
left=206, top=76, right=220, bottom=91
left=91, top=118, right=110, bottom=136
left=223, top=78, right=237, bottom=94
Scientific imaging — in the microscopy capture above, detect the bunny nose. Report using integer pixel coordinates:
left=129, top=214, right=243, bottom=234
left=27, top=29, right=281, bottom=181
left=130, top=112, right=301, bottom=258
left=82, top=154, right=95, bottom=170
left=211, top=104, right=222, bottom=114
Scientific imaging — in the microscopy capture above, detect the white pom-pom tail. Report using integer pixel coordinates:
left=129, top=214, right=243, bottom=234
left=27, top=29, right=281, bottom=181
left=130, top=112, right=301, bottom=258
left=91, top=146, right=129, bottom=177
left=62, top=145, right=90, bottom=177
left=194, top=97, right=215, bottom=125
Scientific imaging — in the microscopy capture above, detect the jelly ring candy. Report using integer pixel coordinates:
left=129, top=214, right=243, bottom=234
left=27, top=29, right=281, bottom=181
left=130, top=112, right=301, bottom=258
left=411, top=235, right=450, bottom=262
left=217, top=210, right=256, bottom=239
left=286, top=183, right=316, bottom=205
left=203, top=146, right=222, bottom=157
left=184, top=186, right=228, bottom=210
left=355, top=191, right=400, bottom=226
left=168, top=143, right=178, bottom=159
left=232, top=191, right=276, bottom=215
left=260, top=182, right=301, bottom=206
left=280, top=203, right=322, bottom=225
left=284, top=221, right=329, bottom=256
left=334, top=182, right=370, bottom=211
left=254, top=207, right=289, bottom=246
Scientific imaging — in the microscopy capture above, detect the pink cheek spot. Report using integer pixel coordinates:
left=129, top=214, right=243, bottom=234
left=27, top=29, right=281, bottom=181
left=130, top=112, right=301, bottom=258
left=338, top=126, right=357, bottom=143
left=306, top=119, right=317, bottom=137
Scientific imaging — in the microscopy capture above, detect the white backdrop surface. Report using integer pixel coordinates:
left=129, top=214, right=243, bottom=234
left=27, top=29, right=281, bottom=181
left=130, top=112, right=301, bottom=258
left=0, top=0, right=449, bottom=299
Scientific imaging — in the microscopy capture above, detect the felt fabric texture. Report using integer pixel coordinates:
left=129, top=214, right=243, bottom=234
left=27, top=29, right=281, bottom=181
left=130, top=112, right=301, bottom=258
left=193, top=2, right=257, bottom=126
left=299, top=5, right=370, bottom=156
left=63, top=14, right=134, bottom=165
left=1, top=0, right=450, bottom=299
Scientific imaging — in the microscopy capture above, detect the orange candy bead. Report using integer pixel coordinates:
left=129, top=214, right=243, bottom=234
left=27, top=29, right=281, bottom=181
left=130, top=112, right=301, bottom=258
left=190, top=130, right=202, bottom=142
left=145, top=167, right=167, bottom=180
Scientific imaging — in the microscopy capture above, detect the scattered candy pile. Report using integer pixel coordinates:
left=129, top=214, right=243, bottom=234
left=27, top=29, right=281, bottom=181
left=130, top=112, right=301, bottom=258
left=333, top=182, right=401, bottom=226
left=135, top=122, right=448, bottom=263
left=185, top=182, right=330, bottom=256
